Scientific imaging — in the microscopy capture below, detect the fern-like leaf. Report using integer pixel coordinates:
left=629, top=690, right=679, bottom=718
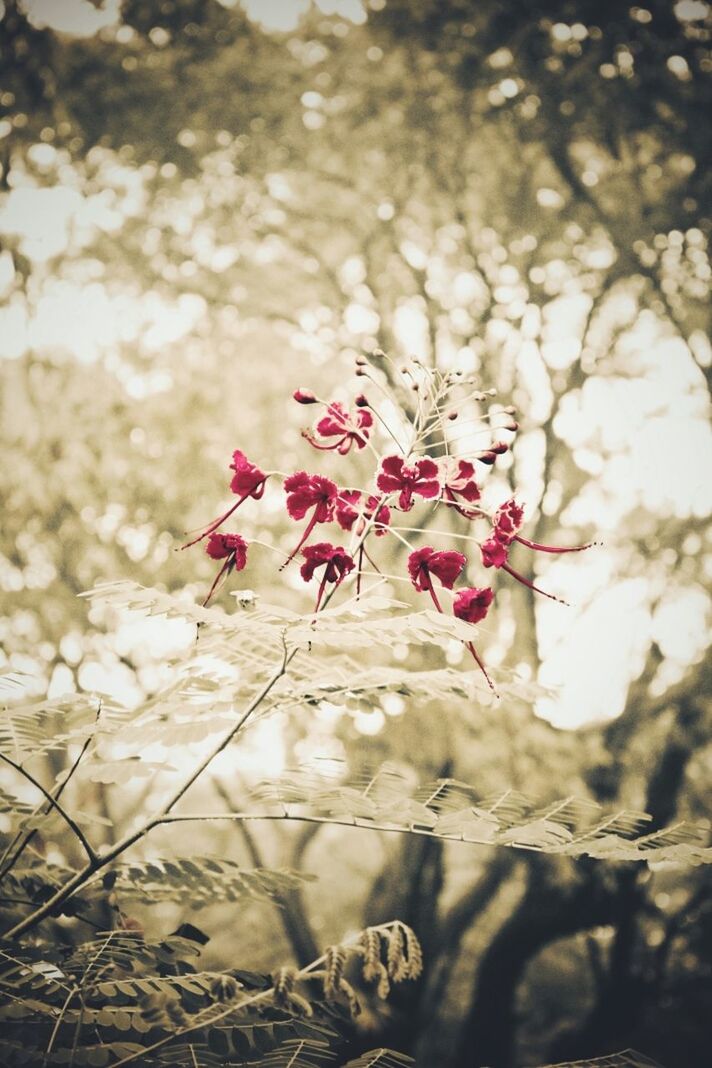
left=84, top=857, right=312, bottom=908
left=246, top=764, right=712, bottom=865
left=341, top=1051, right=415, bottom=1068
left=259, top=1037, right=338, bottom=1067
left=531, top=1049, right=664, bottom=1068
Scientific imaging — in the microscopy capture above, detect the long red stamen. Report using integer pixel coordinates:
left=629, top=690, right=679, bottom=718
left=313, top=572, right=329, bottom=614
left=426, top=575, right=443, bottom=613
left=356, top=545, right=364, bottom=598
left=281, top=510, right=320, bottom=569
left=181, top=497, right=246, bottom=549
left=465, top=641, right=498, bottom=695
left=503, top=563, right=569, bottom=605
left=514, top=534, right=596, bottom=554
left=302, top=433, right=341, bottom=451
left=202, top=557, right=233, bottom=607
left=440, top=497, right=485, bottom=520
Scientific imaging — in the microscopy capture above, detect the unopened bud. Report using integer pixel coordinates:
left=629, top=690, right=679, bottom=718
left=478, top=451, right=497, bottom=465
left=355, top=393, right=369, bottom=407
left=371, top=349, right=386, bottom=358
left=503, top=405, right=517, bottom=415
left=355, top=355, right=368, bottom=366
left=504, top=421, right=519, bottom=432
left=293, top=388, right=317, bottom=405
left=355, top=367, right=367, bottom=376
left=447, top=410, right=458, bottom=421
left=491, top=441, right=509, bottom=454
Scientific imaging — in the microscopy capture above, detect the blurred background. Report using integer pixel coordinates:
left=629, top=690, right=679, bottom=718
left=0, top=1, right=711, bottom=1065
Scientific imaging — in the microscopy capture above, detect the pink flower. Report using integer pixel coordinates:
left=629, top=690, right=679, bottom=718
left=376, top=455, right=441, bottom=511
left=335, top=490, right=362, bottom=532
left=493, top=498, right=524, bottom=545
left=293, top=387, right=318, bottom=404
left=484, top=496, right=593, bottom=603
left=303, top=401, right=374, bottom=455
left=481, top=531, right=561, bottom=603
left=408, top=547, right=466, bottom=593
left=182, top=450, right=267, bottom=551
left=441, top=458, right=481, bottom=518
left=336, top=491, right=391, bottom=537
left=283, top=472, right=339, bottom=567
left=206, top=532, right=248, bottom=565
left=300, top=542, right=355, bottom=611
left=362, top=494, right=391, bottom=536
left=285, top=471, right=338, bottom=521
left=300, top=542, right=355, bottom=583
left=481, top=538, right=509, bottom=569
left=229, top=450, right=267, bottom=499
left=453, top=586, right=493, bottom=624
left=202, top=532, right=248, bottom=606
left=452, top=586, right=496, bottom=694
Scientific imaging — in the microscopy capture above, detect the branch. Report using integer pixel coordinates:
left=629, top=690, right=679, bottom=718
left=0, top=704, right=98, bottom=878
left=0, top=753, right=97, bottom=867
left=427, top=851, right=516, bottom=1012
left=212, top=778, right=320, bottom=966
left=2, top=518, right=385, bottom=939
left=1, top=651, right=292, bottom=940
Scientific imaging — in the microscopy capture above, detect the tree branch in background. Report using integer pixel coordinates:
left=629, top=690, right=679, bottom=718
left=212, top=777, right=320, bottom=966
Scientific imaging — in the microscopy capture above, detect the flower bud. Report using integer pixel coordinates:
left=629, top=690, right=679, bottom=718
left=355, top=394, right=369, bottom=407
left=478, top=451, right=497, bottom=465
left=491, top=441, right=509, bottom=454
left=355, top=355, right=368, bottom=366
left=447, top=410, right=458, bottom=421
left=371, top=349, right=386, bottom=358
left=504, top=421, right=519, bottom=432
left=293, top=388, right=317, bottom=404
left=355, top=367, right=367, bottom=376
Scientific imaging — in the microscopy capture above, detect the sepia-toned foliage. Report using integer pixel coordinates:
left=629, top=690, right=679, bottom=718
left=1, top=1, right=711, bottom=1066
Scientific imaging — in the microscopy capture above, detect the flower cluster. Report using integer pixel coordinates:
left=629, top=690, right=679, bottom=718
left=181, top=353, right=594, bottom=692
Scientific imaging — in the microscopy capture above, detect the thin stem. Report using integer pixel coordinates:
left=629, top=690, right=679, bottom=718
left=0, top=709, right=98, bottom=878
left=391, top=524, right=487, bottom=545
left=44, top=924, right=112, bottom=1068
left=0, top=754, right=97, bottom=867
left=386, top=525, right=418, bottom=554
left=356, top=544, right=364, bottom=597
left=365, top=398, right=407, bottom=454
left=157, top=811, right=524, bottom=846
